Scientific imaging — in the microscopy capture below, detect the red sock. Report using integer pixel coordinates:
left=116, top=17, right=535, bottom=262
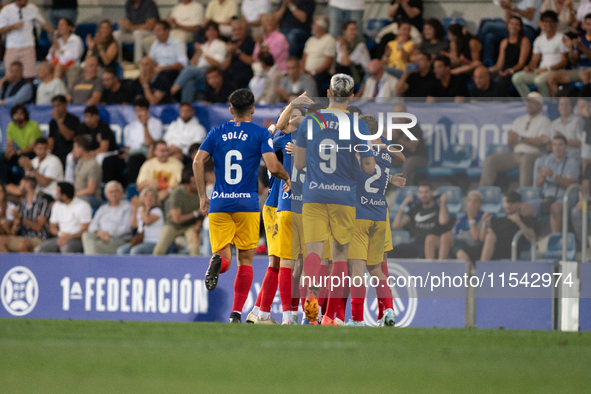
left=255, top=287, right=262, bottom=308
left=278, top=267, right=292, bottom=312
left=317, top=264, right=329, bottom=307
left=376, top=279, right=393, bottom=311
left=324, top=261, right=348, bottom=320
left=260, top=267, right=279, bottom=313
left=210, top=256, right=230, bottom=274
left=381, top=261, right=389, bottom=277
left=336, top=297, right=347, bottom=322
left=378, top=262, right=390, bottom=319
left=350, top=282, right=366, bottom=322
left=303, top=253, right=321, bottom=288
left=232, top=265, right=253, bottom=313
left=291, top=271, right=300, bottom=311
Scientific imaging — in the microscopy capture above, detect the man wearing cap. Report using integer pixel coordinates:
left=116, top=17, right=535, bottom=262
left=479, top=91, right=552, bottom=188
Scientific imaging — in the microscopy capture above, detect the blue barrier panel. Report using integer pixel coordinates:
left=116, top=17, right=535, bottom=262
left=580, top=263, right=591, bottom=331
left=475, top=260, right=555, bottom=330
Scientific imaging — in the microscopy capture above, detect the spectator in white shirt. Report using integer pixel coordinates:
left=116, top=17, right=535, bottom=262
left=148, top=20, right=188, bottom=82
left=35, top=182, right=92, bottom=254
left=35, top=61, right=67, bottom=105
left=170, top=21, right=227, bottom=102
left=0, top=0, right=55, bottom=79
left=249, top=52, right=284, bottom=105
left=301, top=16, right=337, bottom=96
left=46, top=18, right=83, bottom=79
left=202, top=0, right=238, bottom=38
left=551, top=94, right=584, bottom=157
left=163, top=102, right=207, bottom=163
left=82, top=181, right=133, bottom=255
left=241, top=0, right=271, bottom=28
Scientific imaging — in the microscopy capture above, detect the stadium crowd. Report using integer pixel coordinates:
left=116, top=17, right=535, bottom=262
left=1, top=0, right=591, bottom=267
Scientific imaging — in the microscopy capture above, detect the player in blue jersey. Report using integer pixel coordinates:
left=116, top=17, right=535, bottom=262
left=294, top=74, right=376, bottom=325
left=193, top=89, right=290, bottom=323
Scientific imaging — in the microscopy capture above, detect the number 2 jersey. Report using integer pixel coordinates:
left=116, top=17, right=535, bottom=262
left=199, top=120, right=274, bottom=213
left=356, top=136, right=393, bottom=222
left=295, top=109, right=373, bottom=207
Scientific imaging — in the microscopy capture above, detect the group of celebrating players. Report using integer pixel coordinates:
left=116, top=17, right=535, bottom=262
left=193, top=73, right=406, bottom=326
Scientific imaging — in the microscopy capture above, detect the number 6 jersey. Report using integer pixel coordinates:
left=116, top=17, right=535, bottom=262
left=199, top=120, right=274, bottom=213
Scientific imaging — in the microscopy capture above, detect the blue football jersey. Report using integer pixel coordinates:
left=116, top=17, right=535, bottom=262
left=355, top=136, right=393, bottom=222
left=277, top=135, right=305, bottom=213
left=199, top=121, right=274, bottom=213
left=295, top=109, right=373, bottom=207
left=264, top=132, right=289, bottom=208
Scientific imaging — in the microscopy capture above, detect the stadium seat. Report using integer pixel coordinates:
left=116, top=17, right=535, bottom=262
left=391, top=230, right=411, bottom=247
left=442, top=17, right=466, bottom=30
left=425, top=144, right=473, bottom=177
left=517, top=186, right=543, bottom=217
left=75, top=23, right=98, bottom=52
left=391, top=186, right=418, bottom=215
left=544, top=232, right=576, bottom=261
left=477, top=186, right=503, bottom=214
left=435, top=186, right=462, bottom=215
left=126, top=183, right=138, bottom=201
left=365, top=18, right=390, bottom=40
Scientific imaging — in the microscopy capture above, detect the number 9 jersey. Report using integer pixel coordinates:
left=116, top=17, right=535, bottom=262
left=199, top=121, right=274, bottom=213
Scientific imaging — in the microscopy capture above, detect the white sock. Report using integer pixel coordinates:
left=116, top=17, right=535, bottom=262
left=251, top=306, right=260, bottom=315
left=259, top=311, right=270, bottom=320
left=283, top=311, right=292, bottom=322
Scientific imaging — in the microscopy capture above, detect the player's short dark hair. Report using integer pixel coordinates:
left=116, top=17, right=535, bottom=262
left=434, top=55, right=451, bottom=68
left=259, top=52, right=274, bottom=67
left=229, top=88, right=255, bottom=117
left=155, top=20, right=171, bottom=30
left=58, top=182, right=75, bottom=199
left=205, top=66, right=222, bottom=76
left=540, top=10, right=558, bottom=22
left=51, top=94, right=67, bottom=104
left=73, top=135, right=91, bottom=151
left=418, top=181, right=433, bottom=190
left=358, top=114, right=378, bottom=135
left=10, top=104, right=29, bottom=121
left=181, top=168, right=193, bottom=184
left=553, top=134, right=568, bottom=145
left=189, top=142, right=201, bottom=156
left=103, top=66, right=118, bottom=78
left=134, top=98, right=150, bottom=109
left=347, top=105, right=362, bottom=115
left=35, top=137, right=48, bottom=145
left=84, top=105, right=99, bottom=115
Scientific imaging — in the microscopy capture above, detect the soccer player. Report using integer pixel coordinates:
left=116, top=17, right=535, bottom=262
left=346, top=113, right=406, bottom=327
left=294, top=74, right=376, bottom=326
left=193, top=88, right=290, bottom=324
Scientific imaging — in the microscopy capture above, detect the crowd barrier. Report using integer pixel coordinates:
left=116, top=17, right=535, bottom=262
left=0, top=101, right=556, bottom=167
left=1, top=255, right=589, bottom=330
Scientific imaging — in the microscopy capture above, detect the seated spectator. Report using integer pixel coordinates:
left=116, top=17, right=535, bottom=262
left=242, top=0, right=271, bottom=29
left=551, top=94, right=584, bottom=156
left=82, top=181, right=133, bottom=255
left=535, top=135, right=579, bottom=232
left=470, top=66, right=506, bottom=100
left=0, top=177, right=51, bottom=253
left=480, top=92, right=551, bottom=187
left=102, top=98, right=163, bottom=186
left=48, top=95, right=80, bottom=168
left=164, top=0, right=203, bottom=45
left=203, top=0, right=238, bottom=38
left=100, top=67, right=127, bottom=105
left=203, top=66, right=233, bottom=104
left=395, top=50, right=436, bottom=98
left=446, top=23, right=482, bottom=76
left=72, top=136, right=102, bottom=210
left=417, top=18, right=449, bottom=58
left=114, top=0, right=159, bottom=64
left=389, top=103, right=428, bottom=184
left=478, top=0, right=542, bottom=66
left=390, top=182, right=451, bottom=259
left=571, top=164, right=591, bottom=247
left=136, top=140, right=183, bottom=202
left=540, top=0, right=577, bottom=35
left=275, top=0, right=315, bottom=57
left=0, top=61, right=33, bottom=105
left=0, top=105, right=43, bottom=185
left=0, top=183, right=16, bottom=236
left=11, top=138, right=63, bottom=200
left=512, top=11, right=568, bottom=97
left=86, top=20, right=119, bottom=70
left=276, top=57, right=317, bottom=102
left=253, top=14, right=289, bottom=73
left=388, top=0, right=423, bottom=31
left=444, top=190, right=485, bottom=263
left=249, top=52, right=284, bottom=105
left=547, top=13, right=591, bottom=96
left=47, top=18, right=83, bottom=79
left=36, top=182, right=92, bottom=254
left=117, top=186, right=164, bottom=255
left=130, top=56, right=172, bottom=105
left=67, top=56, right=102, bottom=105
left=302, top=16, right=336, bottom=96
left=163, top=103, right=207, bottom=162
left=36, top=62, right=67, bottom=105
left=359, top=59, right=398, bottom=101
left=336, top=20, right=371, bottom=86
left=221, top=19, right=255, bottom=91
left=65, top=106, right=117, bottom=183
left=427, top=55, right=468, bottom=102
left=153, top=169, right=201, bottom=256
left=457, top=191, right=538, bottom=267
left=383, top=21, right=415, bottom=79
left=170, top=21, right=227, bottom=103
left=489, top=16, right=531, bottom=90
left=148, top=20, right=188, bottom=82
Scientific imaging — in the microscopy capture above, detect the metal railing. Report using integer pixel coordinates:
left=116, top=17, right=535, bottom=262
left=511, top=228, right=536, bottom=261
left=562, top=184, right=588, bottom=262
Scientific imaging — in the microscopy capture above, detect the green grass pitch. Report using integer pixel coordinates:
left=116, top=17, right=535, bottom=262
left=1, top=318, right=590, bottom=393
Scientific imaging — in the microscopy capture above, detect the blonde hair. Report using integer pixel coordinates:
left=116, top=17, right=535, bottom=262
left=140, top=187, right=160, bottom=207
